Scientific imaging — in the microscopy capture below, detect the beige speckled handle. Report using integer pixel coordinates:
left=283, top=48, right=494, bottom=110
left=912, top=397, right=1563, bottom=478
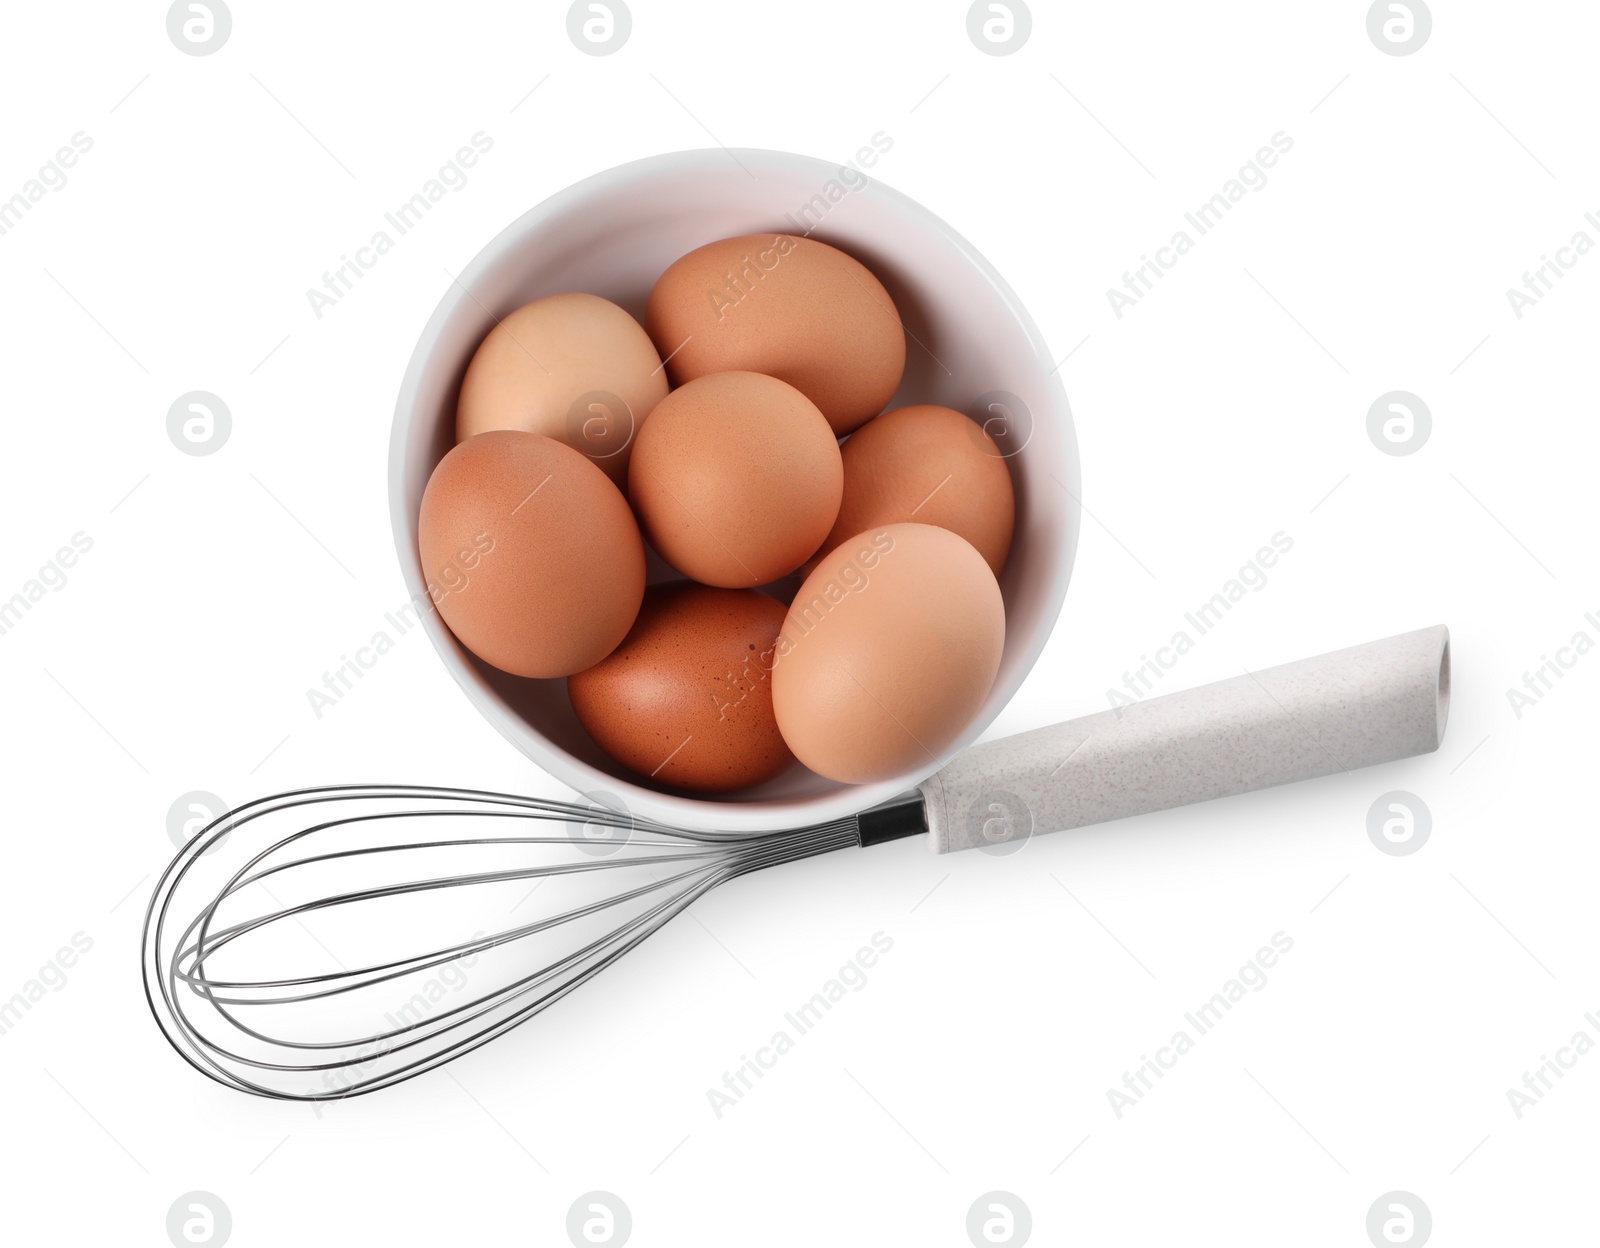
left=920, top=625, right=1450, bottom=853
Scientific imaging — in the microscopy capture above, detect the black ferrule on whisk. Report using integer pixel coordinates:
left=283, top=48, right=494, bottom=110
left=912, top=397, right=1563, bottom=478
left=855, top=795, right=928, bottom=848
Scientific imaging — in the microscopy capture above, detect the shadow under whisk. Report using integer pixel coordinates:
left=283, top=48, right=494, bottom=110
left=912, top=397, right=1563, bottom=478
left=142, top=785, right=864, bottom=1100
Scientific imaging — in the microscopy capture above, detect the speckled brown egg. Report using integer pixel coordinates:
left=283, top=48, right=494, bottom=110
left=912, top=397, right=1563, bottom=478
left=813, top=404, right=1015, bottom=578
left=455, top=293, right=668, bottom=485
left=418, top=430, right=644, bottom=678
left=645, top=233, right=906, bottom=436
left=568, top=584, right=795, bottom=792
left=772, top=523, right=1005, bottom=784
left=628, top=371, right=843, bottom=587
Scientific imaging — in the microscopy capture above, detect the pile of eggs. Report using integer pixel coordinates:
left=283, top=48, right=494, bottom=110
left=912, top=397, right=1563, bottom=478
left=419, top=232, right=1015, bottom=792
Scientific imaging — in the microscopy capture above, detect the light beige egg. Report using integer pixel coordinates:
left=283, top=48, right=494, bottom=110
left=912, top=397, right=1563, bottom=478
left=771, top=523, right=1005, bottom=784
left=456, top=292, right=668, bottom=485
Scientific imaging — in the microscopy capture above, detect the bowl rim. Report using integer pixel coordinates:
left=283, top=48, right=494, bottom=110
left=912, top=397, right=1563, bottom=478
left=389, top=146, right=1081, bottom=832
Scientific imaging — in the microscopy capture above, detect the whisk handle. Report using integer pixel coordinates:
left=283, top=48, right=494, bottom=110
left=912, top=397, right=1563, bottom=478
left=917, top=625, right=1450, bottom=854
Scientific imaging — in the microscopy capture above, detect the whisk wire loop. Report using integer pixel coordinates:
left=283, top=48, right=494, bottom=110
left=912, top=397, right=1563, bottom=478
left=143, top=784, right=863, bottom=1100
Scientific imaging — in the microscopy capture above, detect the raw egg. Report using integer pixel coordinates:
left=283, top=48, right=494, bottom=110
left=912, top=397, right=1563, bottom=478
left=455, top=292, right=668, bottom=485
left=418, top=430, right=644, bottom=678
left=628, top=371, right=843, bottom=588
left=816, top=404, right=1015, bottom=578
left=568, top=584, right=794, bottom=792
left=645, top=233, right=905, bottom=436
left=771, top=523, right=1004, bottom=784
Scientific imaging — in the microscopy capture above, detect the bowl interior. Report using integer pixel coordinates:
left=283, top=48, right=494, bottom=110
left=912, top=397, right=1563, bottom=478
left=391, top=149, right=1080, bottom=832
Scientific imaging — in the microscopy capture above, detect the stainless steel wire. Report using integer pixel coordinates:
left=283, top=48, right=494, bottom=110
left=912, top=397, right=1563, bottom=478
left=142, top=784, right=860, bottom=1100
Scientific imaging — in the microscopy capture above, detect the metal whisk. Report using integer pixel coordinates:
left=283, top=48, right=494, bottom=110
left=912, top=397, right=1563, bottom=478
left=142, top=627, right=1450, bottom=1100
left=141, top=784, right=920, bottom=1101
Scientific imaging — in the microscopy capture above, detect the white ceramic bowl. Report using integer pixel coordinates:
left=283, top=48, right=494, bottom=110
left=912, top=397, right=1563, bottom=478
left=391, top=148, right=1080, bottom=832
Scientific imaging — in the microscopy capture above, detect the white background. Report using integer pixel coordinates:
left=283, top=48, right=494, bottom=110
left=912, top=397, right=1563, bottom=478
left=2, top=1, right=1596, bottom=1244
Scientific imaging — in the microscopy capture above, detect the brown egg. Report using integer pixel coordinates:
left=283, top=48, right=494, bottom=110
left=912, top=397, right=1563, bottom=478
left=772, top=523, right=1005, bottom=784
left=628, top=371, right=843, bottom=588
left=645, top=233, right=905, bottom=436
left=813, top=405, right=1015, bottom=578
left=568, top=584, right=794, bottom=792
left=455, top=293, right=668, bottom=485
left=418, top=430, right=644, bottom=678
